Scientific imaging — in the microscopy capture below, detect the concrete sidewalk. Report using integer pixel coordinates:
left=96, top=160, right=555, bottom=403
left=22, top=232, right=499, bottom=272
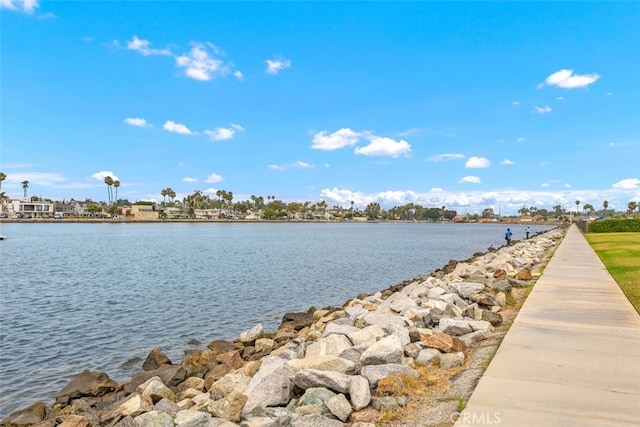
left=455, top=224, right=640, bottom=427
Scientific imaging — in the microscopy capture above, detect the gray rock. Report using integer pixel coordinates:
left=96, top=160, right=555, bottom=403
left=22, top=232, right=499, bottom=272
left=347, top=325, right=386, bottom=347
left=438, top=318, right=473, bottom=336
left=304, top=334, right=352, bottom=358
left=290, top=415, right=344, bottom=427
left=386, top=323, right=411, bottom=346
left=415, top=348, right=440, bottom=366
left=450, top=282, right=485, bottom=299
left=153, top=398, right=180, bottom=417
left=360, top=334, right=403, bottom=366
left=242, top=356, right=294, bottom=418
left=326, top=394, right=352, bottom=422
left=138, top=377, right=177, bottom=403
left=240, top=324, right=264, bottom=344
left=439, top=352, right=465, bottom=369
left=361, top=312, right=406, bottom=332
left=322, top=323, right=359, bottom=338
left=348, top=375, right=371, bottom=411
left=134, top=411, right=174, bottom=427
left=174, top=410, right=212, bottom=427
left=344, top=306, right=368, bottom=319
left=287, top=355, right=355, bottom=374
left=292, top=369, right=352, bottom=394
left=298, top=387, right=336, bottom=408
left=459, top=330, right=493, bottom=348
left=370, top=396, right=400, bottom=411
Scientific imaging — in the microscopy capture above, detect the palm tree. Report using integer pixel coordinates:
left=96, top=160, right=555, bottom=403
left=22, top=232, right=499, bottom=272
left=21, top=180, right=29, bottom=200
left=113, top=180, right=120, bottom=203
left=628, top=201, right=638, bottom=217
left=0, top=172, right=6, bottom=192
left=603, top=200, right=609, bottom=217
left=583, top=203, right=594, bottom=219
left=168, top=188, right=176, bottom=203
left=575, top=200, right=580, bottom=217
left=161, top=188, right=168, bottom=204
left=104, top=176, right=114, bottom=204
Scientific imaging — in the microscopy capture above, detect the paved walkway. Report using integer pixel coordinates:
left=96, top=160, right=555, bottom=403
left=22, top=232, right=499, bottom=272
left=455, top=224, right=640, bottom=427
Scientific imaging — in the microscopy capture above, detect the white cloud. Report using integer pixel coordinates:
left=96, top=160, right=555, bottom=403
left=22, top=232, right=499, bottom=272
left=163, top=121, right=195, bottom=135
left=205, top=124, right=244, bottom=141
left=534, top=106, right=552, bottom=114
left=612, top=178, right=640, bottom=189
left=91, top=171, right=119, bottom=182
left=459, top=176, right=482, bottom=184
left=126, top=36, right=172, bottom=56
left=427, top=153, right=464, bottom=162
left=176, top=42, right=230, bottom=81
left=318, top=187, right=640, bottom=216
left=265, top=57, right=291, bottom=75
left=542, top=69, right=600, bottom=89
left=269, top=161, right=315, bottom=170
left=398, top=128, right=422, bottom=137
left=295, top=161, right=313, bottom=168
left=182, top=177, right=198, bottom=183
left=556, top=96, right=564, bottom=101
left=465, top=157, right=490, bottom=168
left=311, top=128, right=361, bottom=150
left=512, top=101, right=520, bottom=108
left=124, top=117, right=150, bottom=127
left=605, top=92, right=613, bottom=96
left=501, top=159, right=515, bottom=165
left=205, top=173, right=223, bottom=183
left=516, top=137, right=525, bottom=142
left=354, top=137, right=411, bottom=158
left=234, top=71, right=244, bottom=80
left=0, top=0, right=39, bottom=13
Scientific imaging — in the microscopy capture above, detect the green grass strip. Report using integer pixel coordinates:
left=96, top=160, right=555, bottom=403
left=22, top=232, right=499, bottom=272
left=584, top=232, right=640, bottom=314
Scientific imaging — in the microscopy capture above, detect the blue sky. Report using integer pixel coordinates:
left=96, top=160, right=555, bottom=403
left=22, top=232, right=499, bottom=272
left=2, top=1, right=639, bottom=215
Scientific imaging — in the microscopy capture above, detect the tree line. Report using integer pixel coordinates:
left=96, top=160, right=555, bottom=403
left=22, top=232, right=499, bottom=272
left=1, top=172, right=639, bottom=220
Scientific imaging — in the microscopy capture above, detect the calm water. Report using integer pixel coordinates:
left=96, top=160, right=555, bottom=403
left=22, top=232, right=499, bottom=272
left=0, top=222, right=552, bottom=417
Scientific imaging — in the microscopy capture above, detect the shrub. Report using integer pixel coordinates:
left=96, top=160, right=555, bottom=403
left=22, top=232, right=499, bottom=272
left=588, top=219, right=640, bottom=233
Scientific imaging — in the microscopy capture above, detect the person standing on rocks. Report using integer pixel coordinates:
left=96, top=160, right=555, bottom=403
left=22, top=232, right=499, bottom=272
left=505, top=227, right=513, bottom=245
left=525, top=226, right=531, bottom=239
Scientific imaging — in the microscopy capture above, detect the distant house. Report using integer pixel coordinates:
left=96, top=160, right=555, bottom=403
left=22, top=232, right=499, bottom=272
left=129, top=204, right=159, bottom=221
left=10, top=199, right=54, bottom=218
left=160, top=206, right=188, bottom=219
left=193, top=209, right=218, bottom=220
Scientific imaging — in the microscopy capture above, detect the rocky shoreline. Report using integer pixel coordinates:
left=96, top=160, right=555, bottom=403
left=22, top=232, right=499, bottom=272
left=1, top=226, right=566, bottom=427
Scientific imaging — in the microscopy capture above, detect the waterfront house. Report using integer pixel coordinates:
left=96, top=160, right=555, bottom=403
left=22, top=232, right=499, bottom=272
left=128, top=204, right=159, bottom=221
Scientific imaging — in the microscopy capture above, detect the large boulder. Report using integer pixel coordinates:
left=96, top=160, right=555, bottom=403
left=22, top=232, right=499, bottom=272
left=279, top=309, right=316, bottom=331
left=292, top=369, right=352, bottom=394
left=56, top=370, right=120, bottom=405
left=142, top=348, right=172, bottom=371
left=241, top=356, right=295, bottom=418
left=360, top=334, right=403, bottom=366
left=1, top=401, right=47, bottom=427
